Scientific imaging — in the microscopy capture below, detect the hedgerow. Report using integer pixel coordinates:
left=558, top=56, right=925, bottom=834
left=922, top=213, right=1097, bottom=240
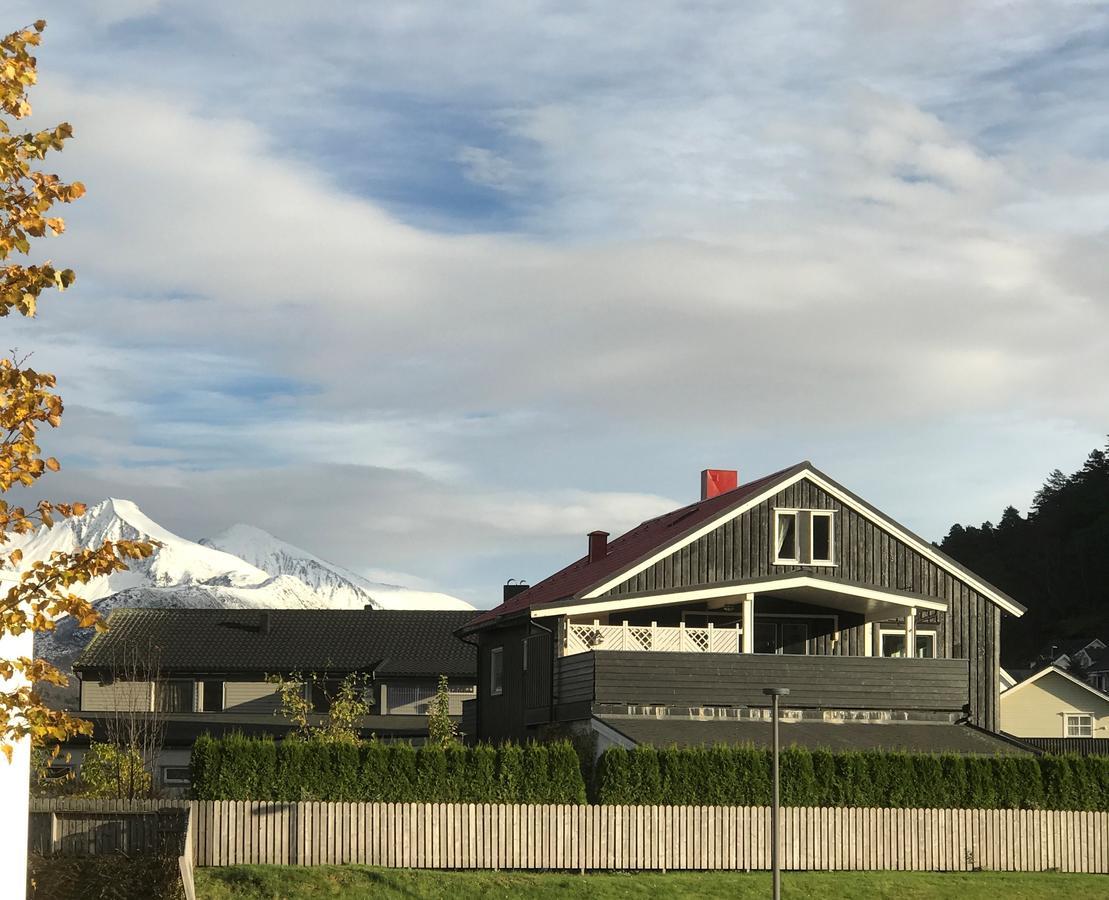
left=190, top=734, right=587, bottom=804
left=593, top=744, right=1109, bottom=810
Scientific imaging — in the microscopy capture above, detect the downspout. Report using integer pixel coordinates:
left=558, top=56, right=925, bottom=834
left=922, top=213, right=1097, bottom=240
left=455, top=630, right=481, bottom=740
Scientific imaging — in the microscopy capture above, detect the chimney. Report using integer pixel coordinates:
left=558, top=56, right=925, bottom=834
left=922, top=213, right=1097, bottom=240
left=588, top=530, right=609, bottom=563
left=503, top=581, right=530, bottom=602
left=701, top=468, right=738, bottom=500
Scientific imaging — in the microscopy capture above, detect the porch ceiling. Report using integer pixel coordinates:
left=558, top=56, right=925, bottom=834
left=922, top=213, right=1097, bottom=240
left=532, top=574, right=947, bottom=621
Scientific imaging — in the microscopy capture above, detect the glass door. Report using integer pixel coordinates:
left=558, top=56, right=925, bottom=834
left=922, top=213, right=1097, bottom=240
left=753, top=619, right=810, bottom=654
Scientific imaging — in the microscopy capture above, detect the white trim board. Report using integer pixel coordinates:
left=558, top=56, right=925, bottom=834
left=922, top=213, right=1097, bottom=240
left=533, top=575, right=947, bottom=620
left=580, top=466, right=1024, bottom=617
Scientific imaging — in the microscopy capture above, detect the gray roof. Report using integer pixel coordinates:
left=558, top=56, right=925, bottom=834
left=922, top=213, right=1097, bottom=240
left=74, top=608, right=476, bottom=679
left=598, top=716, right=1033, bottom=756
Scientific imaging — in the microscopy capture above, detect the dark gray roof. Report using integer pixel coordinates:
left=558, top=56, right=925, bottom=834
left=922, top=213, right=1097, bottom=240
left=74, top=608, right=476, bottom=679
left=598, top=716, right=1032, bottom=756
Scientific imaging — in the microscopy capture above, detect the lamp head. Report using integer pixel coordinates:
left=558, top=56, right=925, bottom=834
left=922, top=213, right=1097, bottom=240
left=762, top=687, right=791, bottom=697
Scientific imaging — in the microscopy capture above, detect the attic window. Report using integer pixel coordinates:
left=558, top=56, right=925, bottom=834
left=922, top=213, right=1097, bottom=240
left=773, top=509, right=835, bottom=566
left=774, top=511, right=799, bottom=563
left=811, top=512, right=833, bottom=564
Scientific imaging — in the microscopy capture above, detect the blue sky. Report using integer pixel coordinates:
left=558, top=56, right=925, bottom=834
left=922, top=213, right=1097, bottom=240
left=6, top=2, right=1109, bottom=606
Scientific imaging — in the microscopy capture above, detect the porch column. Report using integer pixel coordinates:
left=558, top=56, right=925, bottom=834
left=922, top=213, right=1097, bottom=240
left=741, top=593, right=755, bottom=654
left=906, top=607, right=917, bottom=659
left=863, top=622, right=873, bottom=657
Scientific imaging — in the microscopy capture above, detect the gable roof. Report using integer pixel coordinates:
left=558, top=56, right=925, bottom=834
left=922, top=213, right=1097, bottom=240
left=463, top=463, right=806, bottom=629
left=74, top=608, right=476, bottom=679
left=1000, top=665, right=1109, bottom=706
left=463, top=461, right=1024, bottom=631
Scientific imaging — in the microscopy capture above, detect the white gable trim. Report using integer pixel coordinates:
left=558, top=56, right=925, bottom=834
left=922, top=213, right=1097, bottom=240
left=535, top=575, right=947, bottom=620
left=1000, top=666, right=1109, bottom=705
left=580, top=466, right=1024, bottom=618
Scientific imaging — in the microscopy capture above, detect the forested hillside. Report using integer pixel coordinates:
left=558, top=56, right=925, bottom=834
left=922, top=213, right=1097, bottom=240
left=939, top=439, right=1109, bottom=668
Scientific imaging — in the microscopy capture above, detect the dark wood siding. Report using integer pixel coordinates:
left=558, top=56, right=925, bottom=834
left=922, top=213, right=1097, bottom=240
left=475, top=624, right=528, bottom=743
left=600, top=477, right=1001, bottom=731
left=580, top=651, right=969, bottom=713
left=523, top=632, right=553, bottom=725
left=555, top=652, right=596, bottom=706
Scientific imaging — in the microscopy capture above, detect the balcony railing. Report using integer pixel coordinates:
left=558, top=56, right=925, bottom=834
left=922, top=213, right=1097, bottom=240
left=565, top=621, right=741, bottom=656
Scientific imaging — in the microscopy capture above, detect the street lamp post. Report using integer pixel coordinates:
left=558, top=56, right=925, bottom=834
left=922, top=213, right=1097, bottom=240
left=763, top=686, right=790, bottom=900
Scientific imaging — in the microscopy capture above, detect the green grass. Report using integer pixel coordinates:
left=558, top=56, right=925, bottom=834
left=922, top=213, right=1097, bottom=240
left=195, top=866, right=1107, bottom=899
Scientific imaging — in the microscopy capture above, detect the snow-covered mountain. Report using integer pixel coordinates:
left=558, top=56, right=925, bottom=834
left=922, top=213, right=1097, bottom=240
left=5, top=499, right=472, bottom=699
left=201, top=523, right=470, bottom=611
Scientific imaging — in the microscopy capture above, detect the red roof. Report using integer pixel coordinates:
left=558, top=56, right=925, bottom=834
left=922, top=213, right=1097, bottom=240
left=464, top=462, right=806, bottom=630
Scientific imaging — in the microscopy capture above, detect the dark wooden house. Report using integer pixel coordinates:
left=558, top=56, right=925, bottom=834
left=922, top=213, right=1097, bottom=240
left=459, top=463, right=1030, bottom=756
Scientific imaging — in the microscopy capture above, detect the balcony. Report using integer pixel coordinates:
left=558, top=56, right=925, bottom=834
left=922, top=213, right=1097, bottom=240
left=566, top=621, right=741, bottom=656
left=548, top=651, right=970, bottom=721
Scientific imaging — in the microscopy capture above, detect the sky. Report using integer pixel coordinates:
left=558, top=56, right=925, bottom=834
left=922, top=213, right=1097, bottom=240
left=5, top=2, right=1108, bottom=606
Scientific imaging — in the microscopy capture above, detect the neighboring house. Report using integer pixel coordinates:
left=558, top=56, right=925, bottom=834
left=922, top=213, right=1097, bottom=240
left=1031, top=637, right=1105, bottom=672
left=1001, top=666, right=1109, bottom=743
left=459, top=462, right=1029, bottom=757
left=1083, top=647, right=1109, bottom=694
left=64, top=608, right=477, bottom=790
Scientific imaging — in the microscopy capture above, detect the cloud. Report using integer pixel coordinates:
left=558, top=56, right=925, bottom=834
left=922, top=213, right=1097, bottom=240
left=5, top=2, right=1108, bottom=604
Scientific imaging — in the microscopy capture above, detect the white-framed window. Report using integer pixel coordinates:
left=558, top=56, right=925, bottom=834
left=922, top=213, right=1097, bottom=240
left=773, top=508, right=836, bottom=566
left=489, top=647, right=504, bottom=696
left=1065, top=713, right=1093, bottom=738
left=161, top=766, right=191, bottom=786
left=810, top=511, right=834, bottom=564
left=774, top=510, right=799, bottom=564
left=879, top=628, right=936, bottom=659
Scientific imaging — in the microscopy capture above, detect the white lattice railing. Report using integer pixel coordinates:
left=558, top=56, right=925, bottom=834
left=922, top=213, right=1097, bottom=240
left=564, top=621, right=741, bottom=656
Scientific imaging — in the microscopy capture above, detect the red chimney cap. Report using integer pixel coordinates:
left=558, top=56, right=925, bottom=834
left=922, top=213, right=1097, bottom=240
left=701, top=469, right=738, bottom=500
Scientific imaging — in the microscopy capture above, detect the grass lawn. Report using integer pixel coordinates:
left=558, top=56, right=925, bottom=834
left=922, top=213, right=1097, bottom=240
left=195, top=866, right=1106, bottom=899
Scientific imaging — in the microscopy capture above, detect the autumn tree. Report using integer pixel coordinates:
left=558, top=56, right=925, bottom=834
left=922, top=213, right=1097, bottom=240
left=1, top=21, right=154, bottom=762
left=427, top=674, right=460, bottom=748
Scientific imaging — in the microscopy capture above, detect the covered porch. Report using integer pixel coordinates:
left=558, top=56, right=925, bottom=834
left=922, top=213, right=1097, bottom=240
left=537, top=575, right=946, bottom=660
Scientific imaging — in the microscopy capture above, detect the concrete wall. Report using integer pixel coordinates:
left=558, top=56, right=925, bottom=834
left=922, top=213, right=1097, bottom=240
left=1001, top=670, right=1109, bottom=738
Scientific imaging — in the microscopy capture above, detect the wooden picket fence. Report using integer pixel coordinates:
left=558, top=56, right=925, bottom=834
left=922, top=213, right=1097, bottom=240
left=188, top=801, right=1109, bottom=873
left=29, top=800, right=1109, bottom=873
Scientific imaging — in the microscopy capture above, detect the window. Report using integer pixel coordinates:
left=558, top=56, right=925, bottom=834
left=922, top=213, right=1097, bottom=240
left=773, top=509, right=835, bottom=565
left=810, top=511, right=834, bottom=564
left=879, top=629, right=936, bottom=659
left=310, top=679, right=341, bottom=713
left=774, top=511, right=799, bottom=563
left=1065, top=714, right=1093, bottom=738
left=201, top=680, right=224, bottom=712
left=155, top=680, right=194, bottom=712
left=489, top=647, right=504, bottom=696
left=161, top=766, right=191, bottom=786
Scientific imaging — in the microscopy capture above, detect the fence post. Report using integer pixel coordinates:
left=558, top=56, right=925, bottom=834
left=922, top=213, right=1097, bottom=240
left=50, top=812, right=60, bottom=855
left=622, top=621, right=629, bottom=651
left=707, top=622, right=714, bottom=652
left=679, top=621, right=686, bottom=652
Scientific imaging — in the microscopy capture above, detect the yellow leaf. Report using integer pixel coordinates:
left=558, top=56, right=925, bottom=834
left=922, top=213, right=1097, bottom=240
left=44, top=457, right=59, bottom=471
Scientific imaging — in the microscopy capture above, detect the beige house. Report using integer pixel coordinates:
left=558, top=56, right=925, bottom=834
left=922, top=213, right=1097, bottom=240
left=1000, top=666, right=1109, bottom=739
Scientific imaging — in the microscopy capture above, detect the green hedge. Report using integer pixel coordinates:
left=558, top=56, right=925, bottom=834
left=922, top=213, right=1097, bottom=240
left=191, top=734, right=587, bottom=804
left=595, top=745, right=1109, bottom=810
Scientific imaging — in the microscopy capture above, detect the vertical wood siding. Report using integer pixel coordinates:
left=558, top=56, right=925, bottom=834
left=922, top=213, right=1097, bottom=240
left=600, top=478, right=1001, bottom=731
